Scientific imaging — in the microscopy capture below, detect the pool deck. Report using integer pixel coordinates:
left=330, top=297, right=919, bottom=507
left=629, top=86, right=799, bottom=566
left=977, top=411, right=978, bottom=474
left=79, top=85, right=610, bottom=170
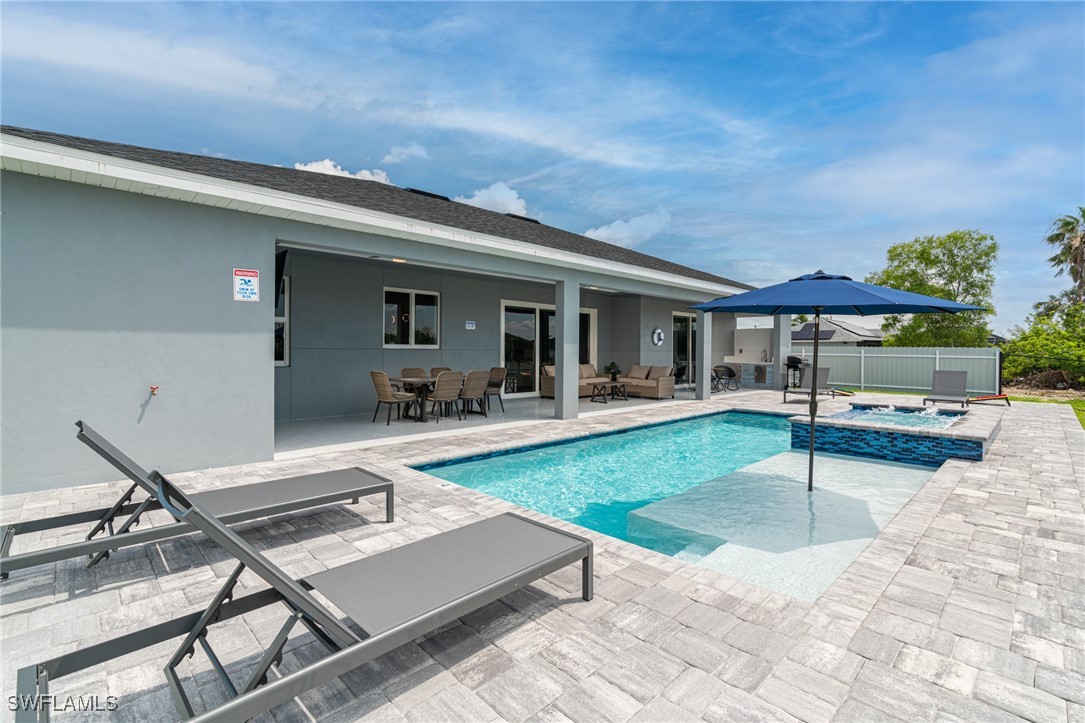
left=1, top=392, right=1082, bottom=722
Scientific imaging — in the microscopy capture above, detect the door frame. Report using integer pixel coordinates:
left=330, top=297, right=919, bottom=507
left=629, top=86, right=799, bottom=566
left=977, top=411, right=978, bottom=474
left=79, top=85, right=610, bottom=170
left=500, top=299, right=597, bottom=397
left=672, top=312, right=697, bottom=386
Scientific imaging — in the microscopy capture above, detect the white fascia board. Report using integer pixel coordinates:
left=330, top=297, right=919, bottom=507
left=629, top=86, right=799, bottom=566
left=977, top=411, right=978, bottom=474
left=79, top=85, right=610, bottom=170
left=0, top=134, right=747, bottom=298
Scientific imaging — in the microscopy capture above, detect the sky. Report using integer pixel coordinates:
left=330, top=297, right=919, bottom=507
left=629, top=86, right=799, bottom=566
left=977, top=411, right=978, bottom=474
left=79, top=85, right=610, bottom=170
left=2, top=2, right=1082, bottom=335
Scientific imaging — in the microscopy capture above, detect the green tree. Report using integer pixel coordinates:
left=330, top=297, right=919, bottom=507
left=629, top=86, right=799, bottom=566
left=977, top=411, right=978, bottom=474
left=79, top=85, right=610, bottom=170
left=1043, top=207, right=1085, bottom=304
left=865, top=230, right=997, bottom=347
left=1003, top=303, right=1085, bottom=385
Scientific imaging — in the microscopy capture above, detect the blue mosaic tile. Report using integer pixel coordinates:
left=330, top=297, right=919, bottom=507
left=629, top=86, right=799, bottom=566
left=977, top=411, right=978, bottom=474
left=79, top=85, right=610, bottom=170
left=791, top=423, right=984, bottom=468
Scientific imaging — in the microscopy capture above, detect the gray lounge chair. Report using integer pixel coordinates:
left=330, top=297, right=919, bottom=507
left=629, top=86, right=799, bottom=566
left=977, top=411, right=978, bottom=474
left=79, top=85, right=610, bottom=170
left=923, top=370, right=969, bottom=408
left=15, top=474, right=593, bottom=722
left=783, top=367, right=834, bottom=402
left=0, top=421, right=394, bottom=579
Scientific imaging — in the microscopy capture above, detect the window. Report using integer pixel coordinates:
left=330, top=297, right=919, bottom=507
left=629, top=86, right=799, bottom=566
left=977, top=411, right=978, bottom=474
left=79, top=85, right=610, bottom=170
left=384, top=288, right=440, bottom=348
left=275, top=277, right=290, bottom=366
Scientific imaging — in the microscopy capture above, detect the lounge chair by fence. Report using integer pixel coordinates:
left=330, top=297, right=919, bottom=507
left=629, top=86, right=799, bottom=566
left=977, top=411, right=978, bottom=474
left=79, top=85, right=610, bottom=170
left=783, top=367, right=834, bottom=402
left=924, top=370, right=969, bottom=407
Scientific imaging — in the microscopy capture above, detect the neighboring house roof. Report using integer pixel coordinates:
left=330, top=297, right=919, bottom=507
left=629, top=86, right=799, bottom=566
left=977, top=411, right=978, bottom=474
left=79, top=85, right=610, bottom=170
left=0, top=126, right=753, bottom=291
left=792, top=317, right=885, bottom=343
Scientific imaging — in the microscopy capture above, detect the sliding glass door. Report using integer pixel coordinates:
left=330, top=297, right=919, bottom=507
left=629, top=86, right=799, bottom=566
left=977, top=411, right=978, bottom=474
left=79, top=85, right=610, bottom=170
left=673, top=313, right=697, bottom=384
left=503, top=302, right=596, bottom=396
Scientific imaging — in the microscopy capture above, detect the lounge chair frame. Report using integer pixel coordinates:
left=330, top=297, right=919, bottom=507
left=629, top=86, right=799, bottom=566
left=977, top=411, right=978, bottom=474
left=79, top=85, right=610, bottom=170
left=15, top=475, right=592, bottom=722
left=0, top=422, right=394, bottom=579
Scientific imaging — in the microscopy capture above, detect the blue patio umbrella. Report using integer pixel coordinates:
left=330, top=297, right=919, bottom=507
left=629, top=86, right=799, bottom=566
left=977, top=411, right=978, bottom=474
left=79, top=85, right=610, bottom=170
left=691, top=271, right=985, bottom=491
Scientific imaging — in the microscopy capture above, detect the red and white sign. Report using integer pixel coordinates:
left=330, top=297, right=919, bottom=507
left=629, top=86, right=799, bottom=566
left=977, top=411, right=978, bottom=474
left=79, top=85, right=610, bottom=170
left=233, top=268, right=260, bottom=302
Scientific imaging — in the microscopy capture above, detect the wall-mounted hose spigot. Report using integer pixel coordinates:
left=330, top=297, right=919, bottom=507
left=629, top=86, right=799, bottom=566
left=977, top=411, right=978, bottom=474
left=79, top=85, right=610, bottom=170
left=150, top=386, right=159, bottom=396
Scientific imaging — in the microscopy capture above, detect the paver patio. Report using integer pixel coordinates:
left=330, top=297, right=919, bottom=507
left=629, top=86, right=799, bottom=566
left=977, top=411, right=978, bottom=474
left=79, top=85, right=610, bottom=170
left=1, top=391, right=1081, bottom=722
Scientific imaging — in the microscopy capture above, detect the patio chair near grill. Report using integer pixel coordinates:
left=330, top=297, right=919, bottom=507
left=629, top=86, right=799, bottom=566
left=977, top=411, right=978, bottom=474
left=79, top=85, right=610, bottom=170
left=459, top=370, right=490, bottom=417
left=371, top=371, right=418, bottom=425
left=428, top=370, right=465, bottom=422
left=783, top=367, right=834, bottom=402
left=15, top=476, right=593, bottom=722
left=485, top=367, right=506, bottom=412
left=713, top=365, right=739, bottom=392
left=924, top=370, right=969, bottom=408
left=0, top=421, right=394, bottom=579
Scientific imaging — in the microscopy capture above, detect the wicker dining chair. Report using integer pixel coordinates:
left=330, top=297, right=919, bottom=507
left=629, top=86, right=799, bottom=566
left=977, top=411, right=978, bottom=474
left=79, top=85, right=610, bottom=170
left=459, top=371, right=490, bottom=418
left=428, top=371, right=465, bottom=423
left=370, top=371, right=416, bottom=425
left=485, top=367, right=506, bottom=412
left=430, top=367, right=452, bottom=377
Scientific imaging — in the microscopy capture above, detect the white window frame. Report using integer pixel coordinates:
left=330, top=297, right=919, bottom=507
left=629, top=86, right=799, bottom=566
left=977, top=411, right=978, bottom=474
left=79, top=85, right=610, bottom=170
left=383, top=287, right=441, bottom=349
left=500, top=299, right=597, bottom=397
left=275, top=277, right=290, bottom=367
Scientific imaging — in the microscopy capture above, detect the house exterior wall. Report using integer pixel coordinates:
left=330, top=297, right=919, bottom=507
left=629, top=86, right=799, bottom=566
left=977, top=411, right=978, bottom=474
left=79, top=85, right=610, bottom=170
left=2, top=170, right=740, bottom=491
left=1, top=172, right=275, bottom=493
left=276, top=250, right=582, bottom=421
left=732, top=329, right=775, bottom=361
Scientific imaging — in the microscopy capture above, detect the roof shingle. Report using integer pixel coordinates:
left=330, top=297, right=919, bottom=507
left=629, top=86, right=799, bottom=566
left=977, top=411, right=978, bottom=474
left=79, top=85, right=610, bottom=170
left=2, top=126, right=752, bottom=290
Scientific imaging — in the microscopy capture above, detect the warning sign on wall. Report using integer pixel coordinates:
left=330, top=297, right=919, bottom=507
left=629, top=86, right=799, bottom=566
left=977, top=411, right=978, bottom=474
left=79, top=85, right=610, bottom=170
left=233, top=268, right=260, bottom=302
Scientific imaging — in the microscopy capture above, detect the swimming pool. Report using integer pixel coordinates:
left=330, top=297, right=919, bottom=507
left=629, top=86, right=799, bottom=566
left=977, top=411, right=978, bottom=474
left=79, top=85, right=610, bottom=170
left=418, top=411, right=936, bottom=600
left=418, top=412, right=790, bottom=539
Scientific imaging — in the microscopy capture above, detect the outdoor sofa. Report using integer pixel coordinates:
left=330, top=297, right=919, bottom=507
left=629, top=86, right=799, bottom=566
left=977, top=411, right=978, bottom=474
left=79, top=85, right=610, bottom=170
left=618, top=364, right=677, bottom=399
left=539, top=363, right=610, bottom=397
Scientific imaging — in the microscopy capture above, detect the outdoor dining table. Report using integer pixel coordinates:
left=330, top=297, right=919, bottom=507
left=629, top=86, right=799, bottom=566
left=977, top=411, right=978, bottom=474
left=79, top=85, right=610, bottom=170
left=389, top=376, right=436, bottom=422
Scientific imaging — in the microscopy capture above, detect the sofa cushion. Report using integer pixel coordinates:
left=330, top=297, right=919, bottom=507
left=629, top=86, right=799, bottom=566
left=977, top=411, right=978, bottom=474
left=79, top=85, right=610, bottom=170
left=628, top=364, right=651, bottom=380
left=541, top=365, right=555, bottom=377
left=648, top=365, right=673, bottom=380
left=628, top=379, right=656, bottom=388
left=579, top=363, right=598, bottom=379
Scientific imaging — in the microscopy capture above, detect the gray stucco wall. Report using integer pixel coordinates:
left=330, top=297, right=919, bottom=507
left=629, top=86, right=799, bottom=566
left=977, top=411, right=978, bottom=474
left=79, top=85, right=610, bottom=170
left=2, top=170, right=739, bottom=491
left=1, top=173, right=275, bottom=493
left=275, top=250, right=566, bottom=421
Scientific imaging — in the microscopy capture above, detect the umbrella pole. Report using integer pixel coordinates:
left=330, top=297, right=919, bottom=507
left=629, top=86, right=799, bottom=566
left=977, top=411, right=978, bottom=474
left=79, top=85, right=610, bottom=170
left=807, top=308, right=822, bottom=492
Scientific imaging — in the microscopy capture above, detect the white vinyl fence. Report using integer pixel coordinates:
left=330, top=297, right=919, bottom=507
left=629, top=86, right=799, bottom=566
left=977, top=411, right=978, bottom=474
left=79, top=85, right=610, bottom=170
left=789, top=347, right=1000, bottom=395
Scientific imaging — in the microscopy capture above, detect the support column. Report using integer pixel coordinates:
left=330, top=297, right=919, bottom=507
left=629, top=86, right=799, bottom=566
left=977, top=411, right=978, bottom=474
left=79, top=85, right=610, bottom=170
left=771, top=314, right=789, bottom=390
left=555, top=279, right=580, bottom=420
left=695, top=310, right=713, bottom=401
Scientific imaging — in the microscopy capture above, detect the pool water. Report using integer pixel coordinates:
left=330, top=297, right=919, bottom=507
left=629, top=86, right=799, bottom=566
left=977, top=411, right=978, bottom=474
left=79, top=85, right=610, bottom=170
left=831, top=405, right=961, bottom=429
left=419, top=412, right=789, bottom=539
left=420, top=411, right=935, bottom=601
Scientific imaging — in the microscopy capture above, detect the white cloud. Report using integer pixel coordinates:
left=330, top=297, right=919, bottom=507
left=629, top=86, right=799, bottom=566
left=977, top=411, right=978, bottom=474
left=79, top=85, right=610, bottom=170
left=381, top=142, right=430, bottom=164
left=454, top=182, right=529, bottom=215
left=585, top=209, right=671, bottom=248
left=1, top=9, right=304, bottom=107
left=294, top=159, right=392, bottom=184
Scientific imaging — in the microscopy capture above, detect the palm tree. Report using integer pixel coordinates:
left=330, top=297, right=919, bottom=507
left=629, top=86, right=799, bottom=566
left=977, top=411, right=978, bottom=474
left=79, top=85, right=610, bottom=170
left=1044, top=207, right=1085, bottom=303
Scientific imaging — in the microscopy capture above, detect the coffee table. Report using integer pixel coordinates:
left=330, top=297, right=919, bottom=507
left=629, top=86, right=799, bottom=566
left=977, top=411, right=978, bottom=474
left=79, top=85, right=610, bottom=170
left=590, top=381, right=627, bottom=403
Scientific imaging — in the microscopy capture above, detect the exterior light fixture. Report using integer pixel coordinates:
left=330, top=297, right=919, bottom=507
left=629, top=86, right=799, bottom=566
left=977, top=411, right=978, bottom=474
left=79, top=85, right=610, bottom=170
left=391, top=258, right=407, bottom=263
